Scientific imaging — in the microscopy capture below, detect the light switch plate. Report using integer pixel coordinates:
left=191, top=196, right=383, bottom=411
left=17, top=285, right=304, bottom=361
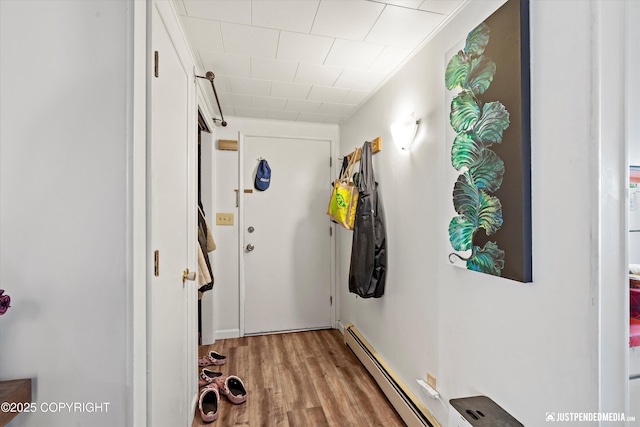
left=216, top=213, right=234, bottom=226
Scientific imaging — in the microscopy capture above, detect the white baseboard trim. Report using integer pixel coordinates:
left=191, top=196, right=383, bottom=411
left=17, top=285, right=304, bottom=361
left=215, top=329, right=240, bottom=340
left=335, top=320, right=346, bottom=334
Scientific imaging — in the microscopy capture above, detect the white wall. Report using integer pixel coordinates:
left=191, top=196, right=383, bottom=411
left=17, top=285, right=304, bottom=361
left=0, top=1, right=131, bottom=426
left=338, top=1, right=626, bottom=425
left=629, top=0, right=640, bottom=166
left=210, top=117, right=339, bottom=339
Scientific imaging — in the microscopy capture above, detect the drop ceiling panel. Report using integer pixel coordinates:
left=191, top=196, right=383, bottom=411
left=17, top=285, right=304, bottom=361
left=311, top=0, right=384, bottom=41
left=294, top=62, right=343, bottom=87
left=219, top=93, right=252, bottom=108
left=199, top=51, right=251, bottom=78
left=181, top=17, right=223, bottom=51
left=369, top=46, right=412, bottom=73
left=342, top=90, right=370, bottom=105
left=324, top=39, right=385, bottom=70
left=373, top=0, right=424, bottom=8
left=317, top=102, right=357, bottom=117
left=307, top=85, right=350, bottom=103
left=366, top=5, right=443, bottom=47
left=229, top=77, right=272, bottom=96
left=251, top=57, right=298, bottom=82
left=334, top=69, right=386, bottom=91
left=252, top=95, right=288, bottom=110
left=297, top=112, right=330, bottom=124
left=270, top=81, right=312, bottom=100
left=234, top=106, right=268, bottom=119
left=252, top=0, right=320, bottom=33
left=183, top=0, right=251, bottom=25
left=285, top=99, right=322, bottom=113
left=267, top=110, right=300, bottom=121
left=277, top=31, right=334, bottom=64
left=220, top=22, right=279, bottom=58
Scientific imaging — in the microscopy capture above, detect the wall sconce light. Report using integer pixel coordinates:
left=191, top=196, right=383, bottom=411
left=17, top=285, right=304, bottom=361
left=390, top=112, right=419, bottom=151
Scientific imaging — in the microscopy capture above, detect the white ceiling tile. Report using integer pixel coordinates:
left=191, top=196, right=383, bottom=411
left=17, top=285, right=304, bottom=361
left=325, top=115, right=347, bottom=124
left=252, top=96, right=288, bottom=110
left=229, top=77, right=271, bottom=96
left=294, top=63, right=343, bottom=86
left=311, top=0, right=384, bottom=41
left=342, top=89, right=370, bottom=105
left=271, top=81, right=312, bottom=100
left=234, top=106, right=268, bottom=119
left=285, top=99, right=322, bottom=113
left=365, top=6, right=443, bottom=47
left=181, top=17, right=223, bottom=51
left=334, top=69, right=386, bottom=91
left=211, top=75, right=232, bottom=93
left=267, top=110, right=300, bottom=121
left=183, top=0, right=251, bottom=25
left=324, top=39, right=385, bottom=70
left=252, top=1, right=319, bottom=33
left=368, top=46, right=411, bottom=73
left=277, top=31, right=334, bottom=64
left=199, top=50, right=251, bottom=78
left=218, top=92, right=252, bottom=108
left=297, top=112, right=330, bottom=123
left=221, top=22, right=279, bottom=58
left=317, top=102, right=356, bottom=116
left=371, top=0, right=424, bottom=8
left=307, top=86, right=349, bottom=103
left=251, top=57, right=298, bottom=82
left=175, top=0, right=188, bottom=16
left=418, top=0, right=462, bottom=15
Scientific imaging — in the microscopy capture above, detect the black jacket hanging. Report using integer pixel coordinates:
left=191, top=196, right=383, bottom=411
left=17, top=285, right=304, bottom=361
left=348, top=140, right=387, bottom=298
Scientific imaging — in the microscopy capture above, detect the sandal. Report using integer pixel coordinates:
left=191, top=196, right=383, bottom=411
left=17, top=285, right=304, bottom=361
left=198, top=384, right=220, bottom=423
left=214, top=375, right=247, bottom=405
left=198, top=350, right=227, bottom=367
left=199, top=368, right=223, bottom=387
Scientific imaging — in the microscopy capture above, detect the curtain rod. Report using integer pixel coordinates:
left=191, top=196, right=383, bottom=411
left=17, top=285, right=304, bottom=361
left=196, top=71, right=227, bottom=127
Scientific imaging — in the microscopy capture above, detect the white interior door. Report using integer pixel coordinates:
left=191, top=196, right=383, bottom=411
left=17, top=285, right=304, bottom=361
left=242, top=136, right=332, bottom=335
left=147, top=3, right=196, bottom=426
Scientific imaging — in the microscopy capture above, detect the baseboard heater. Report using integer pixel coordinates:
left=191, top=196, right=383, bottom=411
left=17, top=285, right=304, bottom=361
left=344, top=323, right=442, bottom=427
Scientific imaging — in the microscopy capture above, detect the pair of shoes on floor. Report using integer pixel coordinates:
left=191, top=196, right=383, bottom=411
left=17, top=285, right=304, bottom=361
left=199, top=368, right=222, bottom=387
left=198, top=375, right=247, bottom=423
left=198, top=350, right=227, bottom=367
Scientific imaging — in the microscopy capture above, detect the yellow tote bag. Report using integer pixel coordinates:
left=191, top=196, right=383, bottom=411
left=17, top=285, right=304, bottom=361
left=327, top=152, right=359, bottom=230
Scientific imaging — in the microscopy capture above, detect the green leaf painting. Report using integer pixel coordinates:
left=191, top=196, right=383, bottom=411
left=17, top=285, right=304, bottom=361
left=446, top=21, right=509, bottom=277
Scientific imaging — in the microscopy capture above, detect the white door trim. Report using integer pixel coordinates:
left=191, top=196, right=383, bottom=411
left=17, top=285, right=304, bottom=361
left=237, top=131, right=337, bottom=338
left=130, top=0, right=147, bottom=425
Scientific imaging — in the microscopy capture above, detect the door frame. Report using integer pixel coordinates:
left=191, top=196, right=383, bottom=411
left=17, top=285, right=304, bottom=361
left=238, top=131, right=338, bottom=337
left=131, top=1, right=208, bottom=425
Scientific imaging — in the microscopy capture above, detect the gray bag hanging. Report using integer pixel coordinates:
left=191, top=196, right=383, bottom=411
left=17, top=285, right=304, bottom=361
left=348, top=140, right=387, bottom=298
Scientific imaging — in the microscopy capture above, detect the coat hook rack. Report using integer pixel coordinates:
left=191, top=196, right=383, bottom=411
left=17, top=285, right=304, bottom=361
left=345, top=137, right=382, bottom=163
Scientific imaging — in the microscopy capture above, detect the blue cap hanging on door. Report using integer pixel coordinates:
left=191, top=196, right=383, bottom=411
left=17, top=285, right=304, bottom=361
left=255, top=159, right=271, bottom=191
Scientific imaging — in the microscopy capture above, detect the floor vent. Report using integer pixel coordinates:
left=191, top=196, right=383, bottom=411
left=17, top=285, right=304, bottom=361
left=344, top=323, right=442, bottom=427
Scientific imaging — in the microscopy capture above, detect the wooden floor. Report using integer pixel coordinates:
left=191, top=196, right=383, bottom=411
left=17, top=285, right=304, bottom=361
left=192, top=329, right=405, bottom=427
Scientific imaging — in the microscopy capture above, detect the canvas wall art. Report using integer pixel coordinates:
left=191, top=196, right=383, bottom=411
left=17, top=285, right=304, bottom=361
left=444, top=0, right=532, bottom=282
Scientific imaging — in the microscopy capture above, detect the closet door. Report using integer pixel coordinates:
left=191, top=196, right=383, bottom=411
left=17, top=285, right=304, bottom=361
left=242, top=135, right=332, bottom=335
left=147, top=2, right=197, bottom=426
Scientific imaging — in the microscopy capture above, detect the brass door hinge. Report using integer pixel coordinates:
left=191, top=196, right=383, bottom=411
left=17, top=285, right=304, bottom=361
left=330, top=227, right=333, bottom=236
left=330, top=296, right=333, bottom=306
left=154, top=250, right=159, bottom=276
left=154, top=51, right=159, bottom=78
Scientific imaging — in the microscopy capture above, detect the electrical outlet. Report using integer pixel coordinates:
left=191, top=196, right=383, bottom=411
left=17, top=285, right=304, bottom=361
left=427, top=372, right=437, bottom=390
left=216, top=213, right=234, bottom=226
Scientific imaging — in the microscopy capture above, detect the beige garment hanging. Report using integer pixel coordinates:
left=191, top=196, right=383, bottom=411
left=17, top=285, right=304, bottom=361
left=199, top=206, right=216, bottom=252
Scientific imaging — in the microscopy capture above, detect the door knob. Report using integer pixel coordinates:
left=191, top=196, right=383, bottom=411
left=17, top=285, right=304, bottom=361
left=246, top=243, right=255, bottom=252
left=183, top=268, right=196, bottom=283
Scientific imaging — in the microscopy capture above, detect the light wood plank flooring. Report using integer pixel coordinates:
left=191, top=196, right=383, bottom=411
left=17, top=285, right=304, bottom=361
left=192, top=329, right=405, bottom=427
